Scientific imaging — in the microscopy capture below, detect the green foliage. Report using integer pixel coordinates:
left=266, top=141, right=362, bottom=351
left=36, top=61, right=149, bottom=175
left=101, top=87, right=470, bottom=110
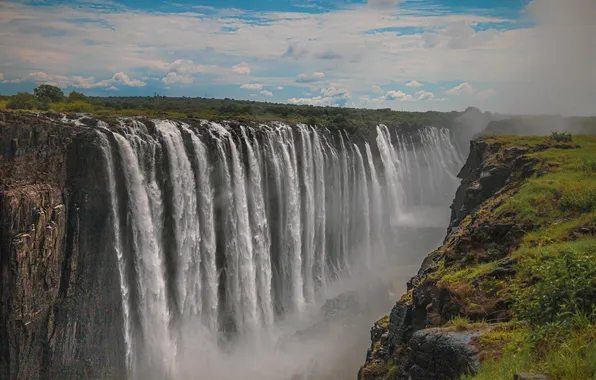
left=437, top=263, right=497, bottom=286
left=67, top=91, right=88, bottom=103
left=85, top=96, right=467, bottom=139
left=446, top=316, right=472, bottom=330
left=33, top=84, right=64, bottom=103
left=579, top=157, right=596, bottom=173
left=6, top=92, right=36, bottom=110
left=445, top=316, right=488, bottom=331
left=513, top=239, right=596, bottom=326
left=469, top=319, right=596, bottom=380
left=54, top=101, right=94, bottom=113
left=550, top=131, right=572, bottom=143
left=498, top=136, right=596, bottom=225
left=443, top=136, right=596, bottom=379
left=465, top=327, right=534, bottom=380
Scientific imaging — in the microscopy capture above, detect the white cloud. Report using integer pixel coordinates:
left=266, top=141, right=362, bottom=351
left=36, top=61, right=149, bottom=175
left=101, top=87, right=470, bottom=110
left=405, top=80, right=423, bottom=88
left=320, top=86, right=350, bottom=98
left=111, top=72, right=146, bottom=87
left=5, top=71, right=102, bottom=89
left=277, top=86, right=285, bottom=90
left=368, top=0, right=403, bottom=9
left=232, top=62, right=251, bottom=75
left=162, top=72, right=194, bottom=84
left=384, top=90, right=413, bottom=101
left=106, top=86, right=119, bottom=91
left=288, top=87, right=351, bottom=106
left=241, top=83, right=263, bottom=90
left=260, top=90, right=273, bottom=96
left=5, top=71, right=146, bottom=89
left=288, top=96, right=331, bottom=106
left=0, top=0, right=594, bottom=114
left=477, top=89, right=496, bottom=99
left=372, top=85, right=384, bottom=94
left=296, top=72, right=325, bottom=83
left=416, top=90, right=435, bottom=100
left=446, top=82, right=476, bottom=95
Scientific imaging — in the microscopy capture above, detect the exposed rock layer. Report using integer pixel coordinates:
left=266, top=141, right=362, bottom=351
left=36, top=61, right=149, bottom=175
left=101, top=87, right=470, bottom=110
left=0, top=112, right=124, bottom=380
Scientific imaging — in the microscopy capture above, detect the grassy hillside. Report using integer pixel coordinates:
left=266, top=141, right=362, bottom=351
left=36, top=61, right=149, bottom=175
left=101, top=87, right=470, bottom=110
left=360, top=133, right=596, bottom=380
left=456, top=135, right=596, bottom=379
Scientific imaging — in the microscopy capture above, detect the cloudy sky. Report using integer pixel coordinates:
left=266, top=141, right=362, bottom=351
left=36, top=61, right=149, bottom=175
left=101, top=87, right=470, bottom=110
left=0, top=0, right=594, bottom=115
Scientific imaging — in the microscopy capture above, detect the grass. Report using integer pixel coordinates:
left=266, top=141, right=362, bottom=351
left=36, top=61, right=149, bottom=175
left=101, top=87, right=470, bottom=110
left=469, top=315, right=596, bottom=380
left=445, top=316, right=489, bottom=331
left=433, top=135, right=596, bottom=379
left=498, top=137, right=596, bottom=224
left=438, top=263, right=498, bottom=287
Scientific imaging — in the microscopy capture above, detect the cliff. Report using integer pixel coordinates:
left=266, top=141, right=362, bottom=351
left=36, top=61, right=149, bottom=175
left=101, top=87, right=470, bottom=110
left=0, top=112, right=126, bottom=379
left=359, top=135, right=596, bottom=379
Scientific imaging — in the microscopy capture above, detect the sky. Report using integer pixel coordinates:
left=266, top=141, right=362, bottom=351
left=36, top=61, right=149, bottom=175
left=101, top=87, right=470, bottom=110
left=0, top=0, right=594, bottom=115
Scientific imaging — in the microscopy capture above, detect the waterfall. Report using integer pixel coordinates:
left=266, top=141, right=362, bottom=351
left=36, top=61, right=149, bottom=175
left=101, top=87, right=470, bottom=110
left=241, top=127, right=273, bottom=327
left=113, top=131, right=175, bottom=377
left=97, top=132, right=133, bottom=371
left=312, top=128, right=327, bottom=293
left=96, top=119, right=463, bottom=378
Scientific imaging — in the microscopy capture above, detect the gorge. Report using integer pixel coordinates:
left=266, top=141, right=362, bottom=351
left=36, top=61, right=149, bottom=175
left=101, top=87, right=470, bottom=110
left=0, top=111, right=464, bottom=379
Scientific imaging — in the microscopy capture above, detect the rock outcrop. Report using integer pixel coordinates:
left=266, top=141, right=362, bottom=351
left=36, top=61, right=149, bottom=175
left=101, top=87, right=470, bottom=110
left=358, top=137, right=557, bottom=380
left=0, top=112, right=125, bottom=380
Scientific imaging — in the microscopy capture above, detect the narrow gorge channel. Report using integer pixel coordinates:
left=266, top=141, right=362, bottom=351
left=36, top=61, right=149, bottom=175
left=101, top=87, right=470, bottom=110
left=0, top=113, right=464, bottom=380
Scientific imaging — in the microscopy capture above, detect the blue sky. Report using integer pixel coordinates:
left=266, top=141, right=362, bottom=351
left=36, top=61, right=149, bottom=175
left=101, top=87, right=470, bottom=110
left=0, top=0, right=594, bottom=115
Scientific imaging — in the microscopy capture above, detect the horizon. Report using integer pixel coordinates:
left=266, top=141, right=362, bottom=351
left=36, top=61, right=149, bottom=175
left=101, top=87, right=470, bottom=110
left=1, top=0, right=594, bottom=116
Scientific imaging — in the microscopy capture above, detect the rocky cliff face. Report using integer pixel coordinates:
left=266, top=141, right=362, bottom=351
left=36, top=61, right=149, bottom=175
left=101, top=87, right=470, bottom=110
left=358, top=137, right=550, bottom=380
left=0, top=112, right=125, bottom=380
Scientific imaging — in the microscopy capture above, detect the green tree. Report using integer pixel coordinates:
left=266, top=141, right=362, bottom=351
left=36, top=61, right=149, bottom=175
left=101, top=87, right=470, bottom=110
left=67, top=91, right=88, bottom=103
left=6, top=93, right=35, bottom=110
left=33, top=84, right=64, bottom=103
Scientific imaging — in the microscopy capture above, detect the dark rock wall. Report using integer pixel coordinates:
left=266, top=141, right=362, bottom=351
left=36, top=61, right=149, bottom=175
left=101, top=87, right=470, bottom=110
left=0, top=112, right=125, bottom=380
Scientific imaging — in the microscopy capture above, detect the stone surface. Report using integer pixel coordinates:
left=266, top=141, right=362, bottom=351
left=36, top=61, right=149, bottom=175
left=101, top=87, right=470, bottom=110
left=0, top=112, right=125, bottom=380
left=407, top=328, right=482, bottom=380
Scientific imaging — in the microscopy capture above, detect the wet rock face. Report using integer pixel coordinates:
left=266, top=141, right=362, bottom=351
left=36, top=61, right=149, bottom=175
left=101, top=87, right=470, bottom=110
left=407, top=329, right=481, bottom=380
left=0, top=112, right=125, bottom=380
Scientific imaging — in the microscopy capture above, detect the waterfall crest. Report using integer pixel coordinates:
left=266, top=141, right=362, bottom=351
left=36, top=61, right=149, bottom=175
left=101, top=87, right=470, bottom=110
left=96, top=120, right=462, bottom=378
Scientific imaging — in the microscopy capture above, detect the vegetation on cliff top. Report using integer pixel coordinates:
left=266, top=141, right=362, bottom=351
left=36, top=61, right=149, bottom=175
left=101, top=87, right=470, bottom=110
left=469, top=135, right=596, bottom=379
left=450, top=135, right=596, bottom=379
left=0, top=85, right=472, bottom=141
left=3, top=85, right=596, bottom=141
left=362, top=134, right=596, bottom=380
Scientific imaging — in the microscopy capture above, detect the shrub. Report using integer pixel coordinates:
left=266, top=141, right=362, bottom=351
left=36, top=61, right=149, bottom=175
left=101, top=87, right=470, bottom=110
left=67, top=91, right=88, bottom=103
left=6, top=92, right=35, bottom=110
left=514, top=240, right=596, bottom=326
left=549, top=131, right=572, bottom=143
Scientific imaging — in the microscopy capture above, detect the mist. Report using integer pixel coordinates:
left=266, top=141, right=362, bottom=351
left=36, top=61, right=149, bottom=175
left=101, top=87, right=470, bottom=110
left=495, top=0, right=596, bottom=117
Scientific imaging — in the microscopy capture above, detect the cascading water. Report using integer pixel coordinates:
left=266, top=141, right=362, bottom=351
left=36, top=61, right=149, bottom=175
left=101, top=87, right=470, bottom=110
left=96, top=119, right=463, bottom=379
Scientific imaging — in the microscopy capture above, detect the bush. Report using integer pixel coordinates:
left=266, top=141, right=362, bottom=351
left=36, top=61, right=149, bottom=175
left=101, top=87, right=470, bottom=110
left=67, top=91, right=88, bottom=103
left=6, top=92, right=35, bottom=110
left=514, top=240, right=596, bottom=326
left=61, top=101, right=94, bottom=113
left=550, top=131, right=572, bottom=143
